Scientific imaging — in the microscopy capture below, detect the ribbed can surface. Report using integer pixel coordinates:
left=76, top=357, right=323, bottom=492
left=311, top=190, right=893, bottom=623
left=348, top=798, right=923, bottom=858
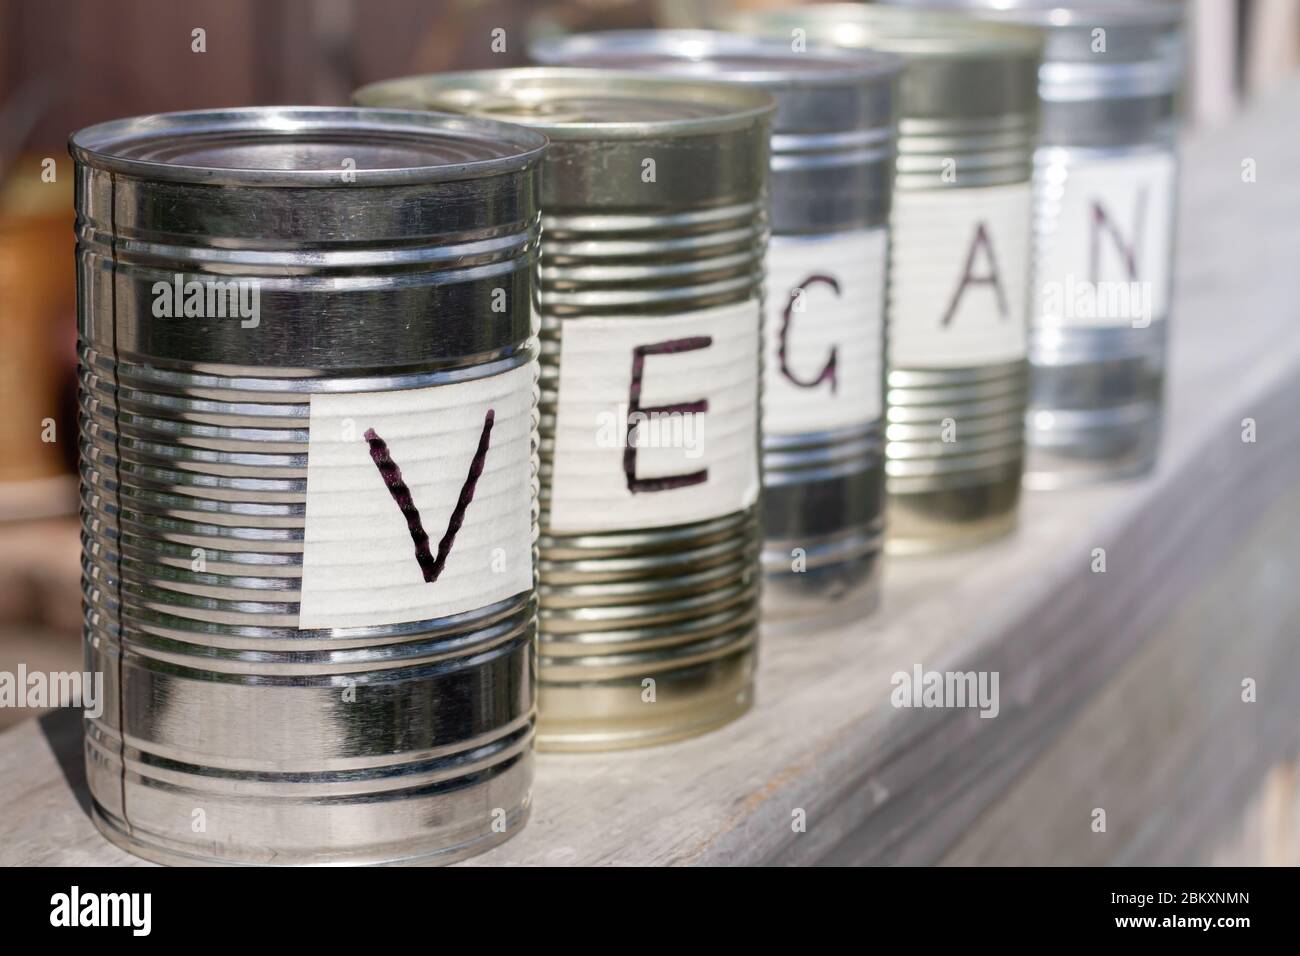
left=530, top=32, right=902, bottom=631
left=357, top=70, right=772, bottom=750
left=884, top=2, right=1183, bottom=487
left=727, top=5, right=1042, bottom=552
left=72, top=107, right=545, bottom=864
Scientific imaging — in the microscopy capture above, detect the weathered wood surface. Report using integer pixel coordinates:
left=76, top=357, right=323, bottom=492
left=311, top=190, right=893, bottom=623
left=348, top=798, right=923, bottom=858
left=942, top=482, right=1300, bottom=866
left=2, top=76, right=1299, bottom=867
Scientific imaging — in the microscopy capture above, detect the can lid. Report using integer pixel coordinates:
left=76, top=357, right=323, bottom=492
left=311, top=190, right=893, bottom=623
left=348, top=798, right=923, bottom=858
left=69, top=106, right=548, bottom=187
left=877, top=0, right=1184, bottom=31
left=354, top=68, right=775, bottom=141
left=719, top=2, right=1043, bottom=59
left=880, top=1, right=1184, bottom=98
left=529, top=29, right=904, bottom=89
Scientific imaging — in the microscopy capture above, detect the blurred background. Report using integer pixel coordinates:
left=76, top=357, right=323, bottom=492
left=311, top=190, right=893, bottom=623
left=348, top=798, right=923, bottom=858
left=0, top=0, right=1296, bottom=729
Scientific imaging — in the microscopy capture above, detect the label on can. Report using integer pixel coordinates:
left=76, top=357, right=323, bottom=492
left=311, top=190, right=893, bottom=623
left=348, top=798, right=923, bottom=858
left=889, top=182, right=1032, bottom=368
left=763, top=229, right=887, bottom=434
left=1034, top=149, right=1177, bottom=329
left=547, top=299, right=761, bottom=534
left=298, top=363, right=534, bottom=629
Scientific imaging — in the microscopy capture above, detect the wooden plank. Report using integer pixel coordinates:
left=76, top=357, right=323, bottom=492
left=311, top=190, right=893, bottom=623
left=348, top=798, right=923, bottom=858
left=941, top=482, right=1300, bottom=865
left=1, top=73, right=1299, bottom=868
left=1189, top=0, right=1240, bottom=127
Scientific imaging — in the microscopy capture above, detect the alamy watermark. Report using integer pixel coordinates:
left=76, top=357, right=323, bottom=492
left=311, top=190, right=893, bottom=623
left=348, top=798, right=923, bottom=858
left=0, top=665, right=103, bottom=719
left=50, top=886, right=150, bottom=936
left=595, top=404, right=705, bottom=459
left=891, top=664, right=1000, bottom=719
left=152, top=273, right=260, bottom=328
left=1041, top=275, right=1153, bottom=328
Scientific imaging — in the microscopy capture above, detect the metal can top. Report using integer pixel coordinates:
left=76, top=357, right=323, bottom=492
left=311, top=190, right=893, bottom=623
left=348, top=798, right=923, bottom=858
left=530, top=29, right=902, bottom=89
left=881, top=0, right=1182, bottom=30
left=720, top=3, right=1042, bottom=127
left=721, top=3, right=1042, bottom=59
left=69, top=105, right=548, bottom=187
left=353, top=67, right=775, bottom=142
left=879, top=0, right=1184, bottom=100
left=528, top=29, right=901, bottom=138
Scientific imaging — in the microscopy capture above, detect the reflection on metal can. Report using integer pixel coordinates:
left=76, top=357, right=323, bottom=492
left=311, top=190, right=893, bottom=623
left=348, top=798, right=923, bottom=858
left=883, top=2, right=1184, bottom=486
left=72, top=106, right=545, bottom=864
left=530, top=31, right=903, bottom=630
left=357, top=70, right=773, bottom=750
left=726, top=5, right=1042, bottom=553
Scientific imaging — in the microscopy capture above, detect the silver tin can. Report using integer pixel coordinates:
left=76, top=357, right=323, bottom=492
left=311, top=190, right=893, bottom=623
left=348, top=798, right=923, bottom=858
left=726, top=5, right=1042, bottom=553
left=357, top=70, right=773, bottom=750
left=72, top=107, right=545, bottom=865
left=530, top=32, right=902, bottom=631
left=887, top=0, right=1184, bottom=487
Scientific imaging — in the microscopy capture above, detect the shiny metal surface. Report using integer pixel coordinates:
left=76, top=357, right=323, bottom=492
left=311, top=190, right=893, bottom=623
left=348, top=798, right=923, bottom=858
left=725, top=5, right=1041, bottom=553
left=73, top=106, right=545, bottom=864
left=884, top=360, right=1027, bottom=551
left=883, top=0, right=1184, bottom=487
left=530, top=32, right=901, bottom=628
left=358, top=71, right=772, bottom=750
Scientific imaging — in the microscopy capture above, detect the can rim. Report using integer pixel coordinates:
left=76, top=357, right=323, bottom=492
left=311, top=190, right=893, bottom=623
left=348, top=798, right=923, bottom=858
left=720, top=3, right=1045, bottom=58
left=1002, top=6, right=1182, bottom=30
left=354, top=68, right=776, bottom=141
left=879, top=0, right=1184, bottom=31
left=68, top=105, right=549, bottom=187
left=528, top=29, right=905, bottom=88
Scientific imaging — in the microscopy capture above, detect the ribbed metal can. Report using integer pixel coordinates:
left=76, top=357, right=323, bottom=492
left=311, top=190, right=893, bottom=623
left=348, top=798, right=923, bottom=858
left=357, top=70, right=772, bottom=750
left=727, top=5, right=1042, bottom=553
left=71, top=107, right=545, bottom=865
left=529, top=32, right=902, bottom=631
left=886, top=0, right=1184, bottom=487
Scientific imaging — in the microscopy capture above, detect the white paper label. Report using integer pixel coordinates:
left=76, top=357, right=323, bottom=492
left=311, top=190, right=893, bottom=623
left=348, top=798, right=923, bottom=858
left=298, top=363, right=534, bottom=630
left=763, top=229, right=887, bottom=434
left=889, top=182, right=1032, bottom=368
left=1034, top=149, right=1176, bottom=328
left=547, top=299, right=760, bottom=534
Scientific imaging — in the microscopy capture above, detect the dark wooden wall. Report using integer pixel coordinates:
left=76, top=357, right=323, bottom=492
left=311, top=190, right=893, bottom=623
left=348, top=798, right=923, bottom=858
left=0, top=0, right=660, bottom=156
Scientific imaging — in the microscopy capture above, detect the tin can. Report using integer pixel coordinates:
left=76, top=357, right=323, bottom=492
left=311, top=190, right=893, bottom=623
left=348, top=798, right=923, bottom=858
left=887, top=0, right=1184, bottom=487
left=72, top=107, right=545, bottom=864
left=529, top=32, right=902, bottom=630
left=726, top=5, right=1043, bottom=553
left=357, top=70, right=773, bottom=750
